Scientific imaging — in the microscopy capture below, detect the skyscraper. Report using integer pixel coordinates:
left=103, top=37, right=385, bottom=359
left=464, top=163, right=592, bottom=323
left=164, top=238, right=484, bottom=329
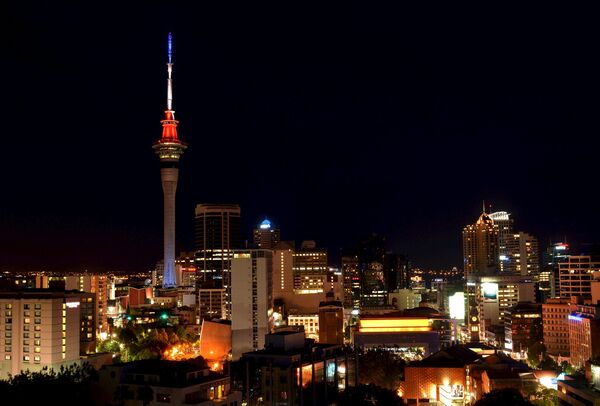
left=463, top=208, right=499, bottom=278
left=253, top=218, right=280, bottom=249
left=194, top=204, right=242, bottom=287
left=153, top=33, right=187, bottom=289
left=488, top=211, right=514, bottom=272
left=292, top=241, right=328, bottom=292
left=504, top=232, right=539, bottom=276
left=463, top=206, right=499, bottom=341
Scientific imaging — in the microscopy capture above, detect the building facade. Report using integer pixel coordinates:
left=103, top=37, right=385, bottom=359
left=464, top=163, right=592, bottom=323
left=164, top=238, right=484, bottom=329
left=568, top=303, right=600, bottom=369
left=230, top=250, right=273, bottom=360
left=194, top=203, right=242, bottom=288
left=253, top=218, right=280, bottom=249
left=542, top=298, right=570, bottom=357
left=0, top=291, right=83, bottom=379
left=504, top=302, right=542, bottom=354
left=559, top=256, right=600, bottom=299
left=504, top=232, right=539, bottom=276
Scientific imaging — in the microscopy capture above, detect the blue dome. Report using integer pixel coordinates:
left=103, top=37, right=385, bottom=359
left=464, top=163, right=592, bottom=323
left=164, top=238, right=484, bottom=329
left=259, top=219, right=271, bottom=229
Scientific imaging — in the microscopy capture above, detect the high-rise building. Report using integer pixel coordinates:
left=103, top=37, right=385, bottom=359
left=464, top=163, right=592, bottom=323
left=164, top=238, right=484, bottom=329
left=272, top=241, right=295, bottom=299
left=568, top=303, right=600, bottom=369
left=341, top=251, right=360, bottom=310
left=230, top=250, right=273, bottom=360
left=153, top=33, right=187, bottom=289
left=504, top=302, right=542, bottom=353
left=463, top=207, right=500, bottom=339
left=194, top=204, right=242, bottom=287
left=383, top=252, right=410, bottom=292
left=558, top=256, right=600, bottom=299
left=505, top=232, right=539, bottom=276
left=463, top=208, right=500, bottom=278
left=358, top=235, right=387, bottom=307
left=253, top=218, right=280, bottom=250
left=0, top=291, right=83, bottom=379
left=292, top=241, right=328, bottom=292
left=488, top=211, right=514, bottom=272
left=540, top=242, right=570, bottom=298
left=542, top=298, right=570, bottom=357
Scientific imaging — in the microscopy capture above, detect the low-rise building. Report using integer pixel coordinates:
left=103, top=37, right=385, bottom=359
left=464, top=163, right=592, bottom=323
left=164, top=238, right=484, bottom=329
left=95, top=358, right=241, bottom=406
left=542, top=297, right=570, bottom=357
left=241, top=331, right=355, bottom=406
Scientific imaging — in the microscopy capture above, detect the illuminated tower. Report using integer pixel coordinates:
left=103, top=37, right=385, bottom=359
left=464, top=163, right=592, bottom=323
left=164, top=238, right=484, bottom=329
left=153, top=33, right=187, bottom=288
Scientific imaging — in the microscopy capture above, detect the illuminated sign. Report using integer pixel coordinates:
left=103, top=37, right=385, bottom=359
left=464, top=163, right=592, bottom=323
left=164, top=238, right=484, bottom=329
left=499, top=255, right=508, bottom=261
left=259, top=219, right=271, bottom=229
left=568, top=315, right=583, bottom=321
left=65, top=301, right=80, bottom=308
left=449, top=292, right=465, bottom=320
left=555, top=244, right=568, bottom=251
left=481, top=283, right=498, bottom=300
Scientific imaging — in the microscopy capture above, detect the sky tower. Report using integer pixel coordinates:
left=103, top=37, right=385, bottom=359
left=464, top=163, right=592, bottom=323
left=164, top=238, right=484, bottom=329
left=153, top=33, right=187, bottom=288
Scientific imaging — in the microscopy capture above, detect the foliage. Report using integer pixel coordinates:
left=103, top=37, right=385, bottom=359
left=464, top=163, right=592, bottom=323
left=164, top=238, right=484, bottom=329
left=338, top=384, right=403, bottom=406
left=537, top=356, right=558, bottom=371
left=98, top=325, right=198, bottom=362
left=358, top=349, right=405, bottom=391
left=530, top=386, right=558, bottom=406
left=526, top=342, right=546, bottom=368
left=474, top=388, right=534, bottom=406
left=0, top=363, right=97, bottom=405
left=560, top=361, right=575, bottom=375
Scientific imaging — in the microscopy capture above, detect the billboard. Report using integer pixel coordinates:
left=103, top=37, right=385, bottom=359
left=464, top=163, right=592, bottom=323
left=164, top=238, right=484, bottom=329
left=449, top=292, right=465, bottom=320
left=481, top=283, right=498, bottom=300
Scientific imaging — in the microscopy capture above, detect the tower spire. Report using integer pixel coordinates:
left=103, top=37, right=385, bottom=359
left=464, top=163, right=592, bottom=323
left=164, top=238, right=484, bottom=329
left=482, top=200, right=486, bottom=214
left=167, top=32, right=174, bottom=111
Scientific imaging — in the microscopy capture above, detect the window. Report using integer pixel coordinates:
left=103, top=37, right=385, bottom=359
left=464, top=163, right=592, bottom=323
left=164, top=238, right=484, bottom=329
left=23, top=325, right=29, bottom=331
left=34, top=304, right=41, bottom=310
left=35, top=326, right=41, bottom=331
left=23, top=340, right=29, bottom=346
left=34, top=332, right=40, bottom=338
left=5, top=304, right=12, bottom=309
left=156, top=394, right=171, bottom=403
left=5, top=332, right=11, bottom=338
left=4, top=354, right=10, bottom=360
left=24, top=318, right=30, bottom=324
left=5, top=346, right=11, bottom=352
left=34, top=311, right=41, bottom=317
left=24, top=311, right=30, bottom=317
left=24, top=304, right=30, bottom=310
left=34, top=347, right=40, bottom=353
left=5, top=318, right=11, bottom=324
left=34, top=355, right=40, bottom=363
left=34, top=319, right=41, bottom=325
left=23, top=355, right=30, bottom=362
left=5, top=310, right=11, bottom=317
left=34, top=340, right=40, bottom=346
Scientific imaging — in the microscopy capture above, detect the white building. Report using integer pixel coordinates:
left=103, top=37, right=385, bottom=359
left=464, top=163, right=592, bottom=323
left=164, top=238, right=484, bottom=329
left=0, top=291, right=82, bottom=379
left=230, top=250, right=273, bottom=360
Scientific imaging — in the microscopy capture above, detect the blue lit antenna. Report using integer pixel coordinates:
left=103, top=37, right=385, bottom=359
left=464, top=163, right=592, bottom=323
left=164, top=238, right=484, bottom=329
left=166, top=32, right=174, bottom=111
left=168, top=32, right=173, bottom=64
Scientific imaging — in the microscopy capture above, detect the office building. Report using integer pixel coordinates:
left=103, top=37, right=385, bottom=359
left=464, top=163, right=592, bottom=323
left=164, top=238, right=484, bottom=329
left=467, top=274, right=535, bottom=342
left=463, top=208, right=500, bottom=278
left=341, top=251, right=360, bottom=309
left=488, top=211, right=514, bottom=272
left=358, top=235, right=387, bottom=307
left=568, top=303, right=600, bottom=369
left=505, top=232, right=539, bottom=276
left=253, top=218, right=280, bottom=249
left=194, top=203, right=241, bottom=287
left=542, top=298, right=570, bottom=357
left=230, top=250, right=273, bottom=360
left=559, top=256, right=600, bottom=299
left=383, top=252, right=410, bottom=292
left=287, top=314, right=319, bottom=340
left=272, top=241, right=295, bottom=299
left=504, top=302, right=542, bottom=353
left=0, top=291, right=83, bottom=379
left=292, top=241, right=328, bottom=292
left=197, top=288, right=225, bottom=322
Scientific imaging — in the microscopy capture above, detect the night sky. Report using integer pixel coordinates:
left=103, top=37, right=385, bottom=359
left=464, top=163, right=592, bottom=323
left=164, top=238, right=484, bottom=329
left=1, top=3, right=599, bottom=273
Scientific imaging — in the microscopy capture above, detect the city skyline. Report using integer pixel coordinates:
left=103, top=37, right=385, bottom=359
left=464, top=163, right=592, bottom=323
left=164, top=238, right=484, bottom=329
left=2, top=3, right=599, bottom=273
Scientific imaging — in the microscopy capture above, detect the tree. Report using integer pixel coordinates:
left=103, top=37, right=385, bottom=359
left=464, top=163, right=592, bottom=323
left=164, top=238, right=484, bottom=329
left=358, top=349, right=405, bottom=391
left=474, top=388, right=534, bottom=406
left=527, top=342, right=546, bottom=368
left=338, top=384, right=403, bottom=406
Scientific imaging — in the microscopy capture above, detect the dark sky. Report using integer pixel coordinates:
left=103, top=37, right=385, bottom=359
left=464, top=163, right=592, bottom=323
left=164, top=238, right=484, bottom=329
left=1, top=3, right=599, bottom=273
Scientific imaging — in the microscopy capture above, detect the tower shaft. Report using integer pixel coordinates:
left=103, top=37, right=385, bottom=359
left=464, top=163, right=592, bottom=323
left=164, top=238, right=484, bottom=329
left=161, top=167, right=179, bottom=288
